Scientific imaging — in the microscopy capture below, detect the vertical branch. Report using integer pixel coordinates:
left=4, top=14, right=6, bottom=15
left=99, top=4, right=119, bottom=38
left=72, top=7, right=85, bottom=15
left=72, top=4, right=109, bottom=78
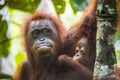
left=93, top=0, right=118, bottom=80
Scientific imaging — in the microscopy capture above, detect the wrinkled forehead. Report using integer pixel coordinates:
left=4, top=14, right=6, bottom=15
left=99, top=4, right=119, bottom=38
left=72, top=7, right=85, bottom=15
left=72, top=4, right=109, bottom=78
left=29, top=19, right=57, bottom=30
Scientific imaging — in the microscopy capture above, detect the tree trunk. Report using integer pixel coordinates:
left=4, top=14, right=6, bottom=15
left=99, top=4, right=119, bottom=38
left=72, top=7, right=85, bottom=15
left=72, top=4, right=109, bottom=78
left=93, top=0, right=118, bottom=80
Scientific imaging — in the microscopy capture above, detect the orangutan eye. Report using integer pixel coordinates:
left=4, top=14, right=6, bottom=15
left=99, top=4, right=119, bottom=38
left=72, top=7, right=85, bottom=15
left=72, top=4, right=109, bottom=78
left=42, top=28, right=51, bottom=35
left=32, top=30, right=39, bottom=38
left=75, top=47, right=79, bottom=53
left=80, top=47, right=85, bottom=53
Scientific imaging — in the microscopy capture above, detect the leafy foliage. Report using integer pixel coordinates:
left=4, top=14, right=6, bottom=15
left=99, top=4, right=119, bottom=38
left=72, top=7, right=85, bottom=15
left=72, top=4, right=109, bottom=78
left=0, top=15, right=11, bottom=57
left=70, top=0, right=89, bottom=14
left=116, top=50, right=120, bottom=64
left=6, top=0, right=41, bottom=12
left=52, top=0, right=66, bottom=14
left=0, top=73, right=12, bottom=80
left=0, top=0, right=7, bottom=9
left=115, top=31, right=120, bottom=41
left=15, top=52, right=26, bottom=66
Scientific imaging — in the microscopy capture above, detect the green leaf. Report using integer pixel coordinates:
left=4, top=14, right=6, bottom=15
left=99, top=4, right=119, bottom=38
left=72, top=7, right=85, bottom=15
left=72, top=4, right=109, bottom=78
left=70, top=0, right=89, bottom=14
left=6, top=0, right=41, bottom=12
left=115, top=31, right=120, bottom=41
left=52, top=0, right=66, bottom=14
left=15, top=52, right=26, bottom=66
left=0, top=73, right=12, bottom=79
left=0, top=15, right=11, bottom=57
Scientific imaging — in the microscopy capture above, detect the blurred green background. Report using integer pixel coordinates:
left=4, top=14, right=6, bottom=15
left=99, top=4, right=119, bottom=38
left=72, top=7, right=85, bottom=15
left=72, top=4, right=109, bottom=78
left=0, top=0, right=120, bottom=79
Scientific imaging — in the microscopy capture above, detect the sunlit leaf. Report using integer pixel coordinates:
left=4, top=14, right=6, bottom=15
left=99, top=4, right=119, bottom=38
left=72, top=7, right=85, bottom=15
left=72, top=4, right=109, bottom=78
left=70, top=0, right=89, bottom=14
left=116, top=50, right=120, bottom=64
left=15, top=52, right=26, bottom=66
left=115, top=31, right=120, bottom=41
left=52, top=0, right=66, bottom=14
left=6, top=0, right=41, bottom=12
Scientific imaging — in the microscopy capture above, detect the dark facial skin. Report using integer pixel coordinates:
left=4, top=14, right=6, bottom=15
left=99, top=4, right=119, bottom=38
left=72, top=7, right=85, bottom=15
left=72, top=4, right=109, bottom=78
left=73, top=37, right=89, bottom=65
left=27, top=19, right=58, bottom=61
